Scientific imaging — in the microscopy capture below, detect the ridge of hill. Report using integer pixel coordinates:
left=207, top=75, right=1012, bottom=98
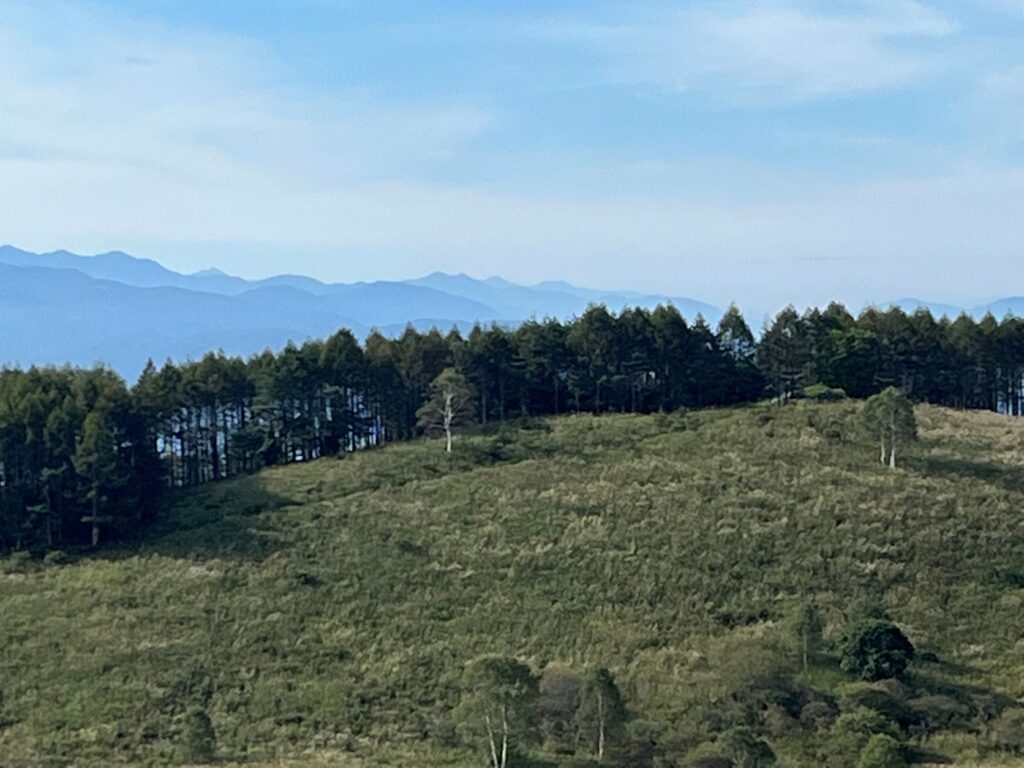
left=1, top=402, right=1023, bottom=767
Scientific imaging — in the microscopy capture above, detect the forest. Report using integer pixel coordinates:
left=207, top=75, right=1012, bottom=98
left=2, top=301, right=1024, bottom=553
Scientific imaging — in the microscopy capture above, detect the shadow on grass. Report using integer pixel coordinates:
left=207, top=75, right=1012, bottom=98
left=904, top=452, right=1024, bottom=495
left=907, top=746, right=954, bottom=764
left=104, top=474, right=294, bottom=562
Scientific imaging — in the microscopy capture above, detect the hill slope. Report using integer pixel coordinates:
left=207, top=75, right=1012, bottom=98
left=2, top=403, right=1024, bottom=766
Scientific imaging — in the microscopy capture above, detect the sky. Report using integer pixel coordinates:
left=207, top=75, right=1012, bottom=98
left=1, top=0, right=1023, bottom=311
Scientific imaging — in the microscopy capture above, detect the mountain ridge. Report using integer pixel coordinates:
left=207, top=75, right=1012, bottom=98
left=0, top=246, right=717, bottom=379
left=5, top=245, right=1021, bottom=380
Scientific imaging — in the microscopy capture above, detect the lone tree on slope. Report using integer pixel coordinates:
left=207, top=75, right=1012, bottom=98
left=416, top=367, right=476, bottom=453
left=839, top=620, right=916, bottom=681
left=862, top=387, right=917, bottom=469
left=576, top=667, right=628, bottom=762
left=454, top=655, right=539, bottom=768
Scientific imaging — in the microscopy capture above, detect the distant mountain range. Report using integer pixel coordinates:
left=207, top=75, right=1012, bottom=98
left=2, top=245, right=1020, bottom=380
left=888, top=297, right=1024, bottom=321
left=0, top=246, right=718, bottom=379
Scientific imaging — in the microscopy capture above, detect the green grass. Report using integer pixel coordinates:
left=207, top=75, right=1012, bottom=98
left=2, top=402, right=1024, bottom=766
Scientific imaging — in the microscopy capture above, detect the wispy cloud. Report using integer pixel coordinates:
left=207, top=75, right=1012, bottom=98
left=0, top=3, right=493, bottom=187
left=535, top=0, right=957, bottom=103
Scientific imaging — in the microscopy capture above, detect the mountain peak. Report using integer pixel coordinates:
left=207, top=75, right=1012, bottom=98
left=193, top=267, right=230, bottom=277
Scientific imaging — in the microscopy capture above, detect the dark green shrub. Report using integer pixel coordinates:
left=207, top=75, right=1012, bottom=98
left=182, top=707, right=216, bottom=763
left=690, top=757, right=733, bottom=768
left=799, top=700, right=837, bottom=731
left=838, top=683, right=911, bottom=730
left=906, top=694, right=972, bottom=737
left=538, top=666, right=581, bottom=754
left=717, top=727, right=776, bottom=768
left=839, top=621, right=915, bottom=681
left=686, top=739, right=733, bottom=768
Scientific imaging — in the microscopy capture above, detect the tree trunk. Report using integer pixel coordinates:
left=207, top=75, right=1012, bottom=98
left=210, top=405, right=220, bottom=481
left=90, top=493, right=100, bottom=547
left=43, top=485, right=53, bottom=548
left=889, top=413, right=897, bottom=469
left=484, top=714, right=500, bottom=768
left=444, top=392, right=454, bottom=453
left=501, top=706, right=509, bottom=768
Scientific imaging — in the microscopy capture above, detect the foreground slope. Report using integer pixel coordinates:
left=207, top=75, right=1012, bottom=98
left=2, top=403, right=1024, bottom=766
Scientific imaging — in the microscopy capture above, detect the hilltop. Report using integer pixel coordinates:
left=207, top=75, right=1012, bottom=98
left=2, top=402, right=1024, bottom=767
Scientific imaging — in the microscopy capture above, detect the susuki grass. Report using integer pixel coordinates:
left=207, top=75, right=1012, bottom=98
left=2, top=402, right=1024, bottom=766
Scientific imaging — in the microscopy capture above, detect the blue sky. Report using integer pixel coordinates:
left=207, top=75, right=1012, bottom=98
left=1, top=0, right=1023, bottom=311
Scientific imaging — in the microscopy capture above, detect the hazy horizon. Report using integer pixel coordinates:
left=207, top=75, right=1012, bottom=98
left=2, top=1, right=1023, bottom=309
left=4, top=243, right=1020, bottom=320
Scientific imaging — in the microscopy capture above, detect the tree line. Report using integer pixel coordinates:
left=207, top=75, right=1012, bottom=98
left=2, top=302, right=1023, bottom=552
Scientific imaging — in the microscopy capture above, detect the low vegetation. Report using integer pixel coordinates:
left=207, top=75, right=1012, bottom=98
left=2, top=401, right=1024, bottom=766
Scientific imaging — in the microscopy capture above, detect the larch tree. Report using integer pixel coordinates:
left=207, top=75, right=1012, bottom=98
left=72, top=408, right=120, bottom=547
left=415, top=368, right=475, bottom=453
left=758, top=307, right=814, bottom=403
left=862, top=387, right=917, bottom=469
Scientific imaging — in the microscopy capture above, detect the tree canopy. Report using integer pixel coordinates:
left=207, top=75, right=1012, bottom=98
left=839, top=621, right=916, bottom=682
left=454, top=656, right=539, bottom=768
left=863, top=387, right=917, bottom=469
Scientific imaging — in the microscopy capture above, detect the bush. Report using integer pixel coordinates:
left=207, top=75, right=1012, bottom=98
left=838, top=682, right=911, bottom=730
left=839, top=621, right=915, bottom=681
left=825, top=708, right=901, bottom=767
left=906, top=694, right=972, bottom=737
left=717, top=727, right=776, bottom=768
left=800, top=700, right=837, bottom=732
left=857, top=733, right=906, bottom=768
left=803, top=383, right=847, bottom=401
left=0, top=551, right=34, bottom=574
left=42, top=549, right=71, bottom=566
left=992, top=708, right=1024, bottom=753
left=689, top=757, right=734, bottom=768
left=686, top=739, right=733, bottom=767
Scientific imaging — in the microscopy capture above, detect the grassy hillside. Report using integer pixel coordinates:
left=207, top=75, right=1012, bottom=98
left=2, top=402, right=1024, bottom=766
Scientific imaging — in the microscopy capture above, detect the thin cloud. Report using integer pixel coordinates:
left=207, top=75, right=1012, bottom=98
left=0, top=3, right=494, bottom=185
left=535, top=0, right=958, bottom=103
